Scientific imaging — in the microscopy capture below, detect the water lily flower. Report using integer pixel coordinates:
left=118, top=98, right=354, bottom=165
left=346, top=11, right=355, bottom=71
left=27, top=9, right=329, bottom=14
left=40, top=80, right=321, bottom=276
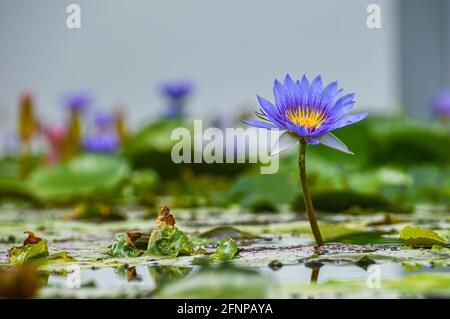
left=82, top=132, right=119, bottom=153
left=160, top=81, right=193, bottom=100
left=243, top=74, right=368, bottom=246
left=61, top=90, right=94, bottom=160
left=93, top=111, right=116, bottom=130
left=62, top=89, right=94, bottom=113
left=159, top=80, right=194, bottom=118
left=242, top=74, right=368, bottom=155
left=432, top=89, right=450, bottom=118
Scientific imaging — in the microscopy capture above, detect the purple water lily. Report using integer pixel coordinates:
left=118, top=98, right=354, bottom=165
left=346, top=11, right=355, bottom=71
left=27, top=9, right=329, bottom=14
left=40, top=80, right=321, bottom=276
left=432, top=89, right=450, bottom=118
left=93, top=111, right=116, bottom=130
left=160, top=81, right=193, bottom=100
left=159, top=80, right=194, bottom=118
left=82, top=132, right=119, bottom=153
left=63, top=90, right=94, bottom=113
left=242, top=74, right=368, bottom=155
left=243, top=74, right=368, bottom=246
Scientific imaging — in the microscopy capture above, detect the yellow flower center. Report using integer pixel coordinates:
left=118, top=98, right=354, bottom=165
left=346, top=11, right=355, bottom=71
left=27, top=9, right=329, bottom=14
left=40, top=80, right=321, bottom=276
left=286, top=107, right=327, bottom=130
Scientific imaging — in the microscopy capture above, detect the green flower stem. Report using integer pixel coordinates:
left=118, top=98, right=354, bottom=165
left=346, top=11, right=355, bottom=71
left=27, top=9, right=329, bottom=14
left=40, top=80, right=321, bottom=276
left=298, top=139, right=324, bottom=246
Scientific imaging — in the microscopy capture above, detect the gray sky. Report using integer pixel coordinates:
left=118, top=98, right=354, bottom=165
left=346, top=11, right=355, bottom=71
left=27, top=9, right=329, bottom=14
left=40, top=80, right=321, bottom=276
left=0, top=0, right=399, bottom=131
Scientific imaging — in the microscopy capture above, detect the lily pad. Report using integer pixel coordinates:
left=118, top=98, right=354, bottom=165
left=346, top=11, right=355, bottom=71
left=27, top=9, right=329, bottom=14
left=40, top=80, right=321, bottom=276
left=400, top=226, right=448, bottom=246
left=27, top=154, right=130, bottom=203
left=147, top=223, right=193, bottom=257
left=211, top=238, right=238, bottom=261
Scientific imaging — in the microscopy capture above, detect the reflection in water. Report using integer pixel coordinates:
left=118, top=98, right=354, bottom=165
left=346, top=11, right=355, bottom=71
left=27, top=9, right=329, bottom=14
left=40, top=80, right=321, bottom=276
left=148, top=265, right=192, bottom=287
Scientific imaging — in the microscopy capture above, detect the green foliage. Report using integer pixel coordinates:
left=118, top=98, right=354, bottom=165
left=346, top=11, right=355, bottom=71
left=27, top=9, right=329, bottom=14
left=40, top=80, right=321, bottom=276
left=400, top=226, right=448, bottom=246
left=197, top=226, right=259, bottom=241
left=123, top=119, right=192, bottom=178
left=291, top=190, right=403, bottom=213
left=7, top=239, right=75, bottom=266
left=365, top=117, right=450, bottom=167
left=110, top=234, right=144, bottom=258
left=27, top=154, right=130, bottom=204
left=147, top=223, right=193, bottom=257
left=216, top=174, right=299, bottom=211
left=8, top=240, right=48, bottom=266
left=211, top=238, right=238, bottom=261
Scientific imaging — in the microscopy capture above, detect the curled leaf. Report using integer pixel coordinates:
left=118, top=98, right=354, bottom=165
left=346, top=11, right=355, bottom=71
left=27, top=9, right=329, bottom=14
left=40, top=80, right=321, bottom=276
left=147, top=223, right=193, bottom=257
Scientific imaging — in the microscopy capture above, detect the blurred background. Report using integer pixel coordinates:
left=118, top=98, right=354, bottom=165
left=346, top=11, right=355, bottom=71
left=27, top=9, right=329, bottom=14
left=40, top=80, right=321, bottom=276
left=0, top=0, right=448, bottom=212
left=0, top=0, right=403, bottom=130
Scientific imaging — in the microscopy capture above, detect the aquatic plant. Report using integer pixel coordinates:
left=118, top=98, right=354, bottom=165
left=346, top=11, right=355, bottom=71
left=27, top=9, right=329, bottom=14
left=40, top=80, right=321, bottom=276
left=61, top=90, right=93, bottom=160
left=243, top=74, right=368, bottom=246
left=432, top=89, right=450, bottom=119
left=17, top=92, right=36, bottom=178
left=82, top=132, right=120, bottom=153
left=159, top=80, right=194, bottom=118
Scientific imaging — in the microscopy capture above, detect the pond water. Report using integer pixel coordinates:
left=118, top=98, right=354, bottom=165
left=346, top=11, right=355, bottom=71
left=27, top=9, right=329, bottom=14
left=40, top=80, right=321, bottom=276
left=1, top=208, right=450, bottom=298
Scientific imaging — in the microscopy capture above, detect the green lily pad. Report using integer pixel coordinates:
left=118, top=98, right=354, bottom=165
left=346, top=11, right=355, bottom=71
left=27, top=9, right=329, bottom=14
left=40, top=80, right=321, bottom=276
left=8, top=240, right=49, bottom=266
left=216, top=174, right=299, bottom=211
left=400, top=226, right=448, bottom=246
left=147, top=223, right=193, bottom=257
left=27, top=154, right=130, bottom=203
left=211, top=238, right=238, bottom=261
left=110, top=233, right=145, bottom=258
left=197, top=226, right=259, bottom=241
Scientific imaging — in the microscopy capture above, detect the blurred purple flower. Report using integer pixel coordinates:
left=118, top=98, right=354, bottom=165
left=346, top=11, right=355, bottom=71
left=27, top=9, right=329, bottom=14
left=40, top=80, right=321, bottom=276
left=93, top=111, right=116, bottom=130
left=433, top=89, right=450, bottom=117
left=62, top=90, right=94, bottom=113
left=159, top=80, right=194, bottom=119
left=82, top=132, right=119, bottom=153
left=160, top=81, right=193, bottom=100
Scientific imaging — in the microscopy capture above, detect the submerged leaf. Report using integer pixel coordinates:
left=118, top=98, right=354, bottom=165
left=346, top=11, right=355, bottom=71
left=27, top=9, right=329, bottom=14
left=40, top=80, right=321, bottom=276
left=400, top=226, right=448, bottom=246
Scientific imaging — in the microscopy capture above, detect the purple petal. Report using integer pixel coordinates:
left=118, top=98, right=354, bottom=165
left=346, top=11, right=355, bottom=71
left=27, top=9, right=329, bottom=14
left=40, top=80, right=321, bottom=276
left=273, top=79, right=286, bottom=107
left=316, top=132, right=353, bottom=154
left=305, top=137, right=320, bottom=145
left=269, top=131, right=299, bottom=156
left=257, top=95, right=284, bottom=126
left=330, top=113, right=368, bottom=130
left=241, top=119, right=279, bottom=129
left=333, top=93, right=356, bottom=115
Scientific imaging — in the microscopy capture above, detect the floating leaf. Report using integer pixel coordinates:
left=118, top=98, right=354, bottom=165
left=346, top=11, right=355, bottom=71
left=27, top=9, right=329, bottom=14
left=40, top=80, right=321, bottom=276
left=217, top=174, right=298, bottom=211
left=7, top=232, right=75, bottom=266
left=400, top=226, right=448, bottom=246
left=147, top=223, right=193, bottom=257
left=27, top=154, right=130, bottom=203
left=8, top=240, right=49, bottom=266
left=197, top=226, right=259, bottom=241
left=110, top=233, right=145, bottom=258
left=211, top=238, right=238, bottom=261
